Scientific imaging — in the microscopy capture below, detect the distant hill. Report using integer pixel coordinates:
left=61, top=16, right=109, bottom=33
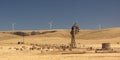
left=0, top=27, right=120, bottom=44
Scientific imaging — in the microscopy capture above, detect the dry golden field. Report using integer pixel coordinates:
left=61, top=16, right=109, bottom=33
left=0, top=27, right=120, bottom=60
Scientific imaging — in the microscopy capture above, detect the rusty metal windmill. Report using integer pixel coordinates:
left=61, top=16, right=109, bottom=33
left=70, top=23, right=80, bottom=48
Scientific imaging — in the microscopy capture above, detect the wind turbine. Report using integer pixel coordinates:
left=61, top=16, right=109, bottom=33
left=48, top=21, right=53, bottom=29
left=12, top=23, right=16, bottom=32
left=98, top=24, right=102, bottom=30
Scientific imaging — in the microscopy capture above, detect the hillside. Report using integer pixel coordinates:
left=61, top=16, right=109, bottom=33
left=0, top=27, right=120, bottom=44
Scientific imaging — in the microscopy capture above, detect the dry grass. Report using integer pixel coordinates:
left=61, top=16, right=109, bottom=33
left=0, top=27, right=120, bottom=60
left=0, top=27, right=120, bottom=44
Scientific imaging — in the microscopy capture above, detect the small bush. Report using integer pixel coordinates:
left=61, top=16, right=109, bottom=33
left=18, top=42, right=24, bottom=44
left=13, top=31, right=29, bottom=36
left=31, top=31, right=40, bottom=35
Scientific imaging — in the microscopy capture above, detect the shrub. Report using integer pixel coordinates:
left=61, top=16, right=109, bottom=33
left=13, top=31, right=29, bottom=36
left=31, top=31, right=40, bottom=35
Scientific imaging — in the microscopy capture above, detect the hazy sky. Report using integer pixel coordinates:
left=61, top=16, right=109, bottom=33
left=0, top=0, right=120, bottom=30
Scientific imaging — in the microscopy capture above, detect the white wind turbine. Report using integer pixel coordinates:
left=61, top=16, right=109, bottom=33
left=12, top=23, right=16, bottom=32
left=98, top=24, right=102, bottom=30
left=48, top=21, right=53, bottom=30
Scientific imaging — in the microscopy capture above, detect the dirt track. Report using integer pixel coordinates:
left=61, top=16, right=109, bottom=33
left=1, top=53, right=120, bottom=60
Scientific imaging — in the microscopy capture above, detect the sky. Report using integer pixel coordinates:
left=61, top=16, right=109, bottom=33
left=0, top=0, right=120, bottom=30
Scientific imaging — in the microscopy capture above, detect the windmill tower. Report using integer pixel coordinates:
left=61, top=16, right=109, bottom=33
left=70, top=22, right=80, bottom=48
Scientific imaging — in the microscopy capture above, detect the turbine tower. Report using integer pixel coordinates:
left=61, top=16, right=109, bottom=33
left=99, top=24, right=102, bottom=30
left=12, top=23, right=15, bottom=32
left=48, top=21, right=53, bottom=29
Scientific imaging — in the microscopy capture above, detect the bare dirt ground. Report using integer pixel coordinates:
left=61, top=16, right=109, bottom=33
left=0, top=28, right=120, bottom=60
left=0, top=51, right=120, bottom=60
